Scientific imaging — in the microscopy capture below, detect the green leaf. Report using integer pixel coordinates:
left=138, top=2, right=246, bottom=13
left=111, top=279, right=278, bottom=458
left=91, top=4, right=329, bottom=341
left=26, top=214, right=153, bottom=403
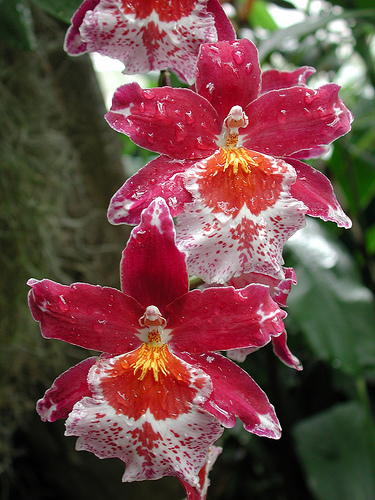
left=286, top=219, right=375, bottom=377
left=30, top=0, right=81, bottom=23
left=248, top=0, right=277, bottom=31
left=0, top=0, right=36, bottom=50
left=293, top=402, right=375, bottom=500
left=257, top=9, right=375, bottom=61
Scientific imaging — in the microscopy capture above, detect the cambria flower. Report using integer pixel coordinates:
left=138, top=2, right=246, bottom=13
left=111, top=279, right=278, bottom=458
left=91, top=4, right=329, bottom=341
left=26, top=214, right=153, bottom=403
left=105, top=38, right=352, bottom=284
left=28, top=198, right=286, bottom=499
left=64, top=0, right=235, bottom=85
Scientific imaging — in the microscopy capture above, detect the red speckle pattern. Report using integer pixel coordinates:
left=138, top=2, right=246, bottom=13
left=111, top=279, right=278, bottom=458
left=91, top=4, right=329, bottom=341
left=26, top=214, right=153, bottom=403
left=65, top=352, right=223, bottom=485
left=176, top=152, right=307, bottom=283
left=121, top=0, right=195, bottom=22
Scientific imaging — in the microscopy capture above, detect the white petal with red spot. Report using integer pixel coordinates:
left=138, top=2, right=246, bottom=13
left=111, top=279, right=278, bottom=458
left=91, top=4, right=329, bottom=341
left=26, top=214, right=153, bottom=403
left=177, top=151, right=307, bottom=283
left=65, top=351, right=223, bottom=487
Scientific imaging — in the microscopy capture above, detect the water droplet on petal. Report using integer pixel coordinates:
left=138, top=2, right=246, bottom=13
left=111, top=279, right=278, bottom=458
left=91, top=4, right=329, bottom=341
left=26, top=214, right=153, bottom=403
left=245, top=63, right=253, bottom=74
left=232, top=50, right=245, bottom=65
left=58, top=295, right=69, bottom=312
left=185, top=111, right=195, bottom=124
left=147, top=133, right=155, bottom=144
left=175, top=122, right=188, bottom=142
left=143, top=89, right=155, bottom=100
left=138, top=102, right=146, bottom=113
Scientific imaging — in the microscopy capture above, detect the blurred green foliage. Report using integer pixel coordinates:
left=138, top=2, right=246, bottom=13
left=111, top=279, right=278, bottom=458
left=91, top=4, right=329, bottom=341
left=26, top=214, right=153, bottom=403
left=1, top=0, right=375, bottom=499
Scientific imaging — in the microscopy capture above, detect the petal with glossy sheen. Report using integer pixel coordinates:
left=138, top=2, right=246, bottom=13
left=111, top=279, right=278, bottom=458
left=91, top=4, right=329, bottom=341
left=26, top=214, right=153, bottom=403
left=37, top=357, right=97, bottom=422
left=166, top=285, right=285, bottom=353
left=64, top=0, right=231, bottom=85
left=107, top=155, right=194, bottom=225
left=177, top=152, right=306, bottom=283
left=242, top=84, right=352, bottom=157
left=106, top=83, right=220, bottom=159
left=228, top=267, right=297, bottom=308
left=121, top=198, right=189, bottom=313
left=65, top=351, right=223, bottom=487
left=176, top=351, right=281, bottom=439
left=180, top=445, right=222, bottom=500
left=195, top=39, right=261, bottom=124
left=260, top=66, right=315, bottom=94
left=272, top=330, right=302, bottom=371
left=288, top=158, right=352, bottom=228
left=27, top=279, right=144, bottom=354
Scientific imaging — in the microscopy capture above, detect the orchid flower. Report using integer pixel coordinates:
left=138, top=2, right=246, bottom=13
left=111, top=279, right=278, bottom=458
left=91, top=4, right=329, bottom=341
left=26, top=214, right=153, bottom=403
left=64, top=0, right=235, bottom=85
left=105, top=38, right=352, bottom=284
left=28, top=198, right=286, bottom=498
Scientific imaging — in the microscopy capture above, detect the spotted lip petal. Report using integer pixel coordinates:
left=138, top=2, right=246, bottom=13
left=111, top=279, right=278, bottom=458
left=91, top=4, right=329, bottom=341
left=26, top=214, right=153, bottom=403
left=177, top=152, right=307, bottom=283
left=64, top=0, right=235, bottom=85
left=65, top=352, right=224, bottom=489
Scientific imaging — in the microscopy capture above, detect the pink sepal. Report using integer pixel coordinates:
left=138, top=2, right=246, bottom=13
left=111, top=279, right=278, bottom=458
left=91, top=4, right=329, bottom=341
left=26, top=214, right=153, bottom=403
left=27, top=279, right=144, bottom=354
left=272, top=330, right=302, bottom=371
left=167, top=284, right=285, bottom=353
left=107, top=155, right=193, bottom=225
left=37, top=357, right=97, bottom=422
left=288, top=158, right=352, bottom=228
left=176, top=351, right=281, bottom=439
left=242, top=84, right=352, bottom=157
left=121, top=198, right=189, bottom=314
left=106, top=83, right=220, bottom=159
left=261, top=66, right=315, bottom=94
left=195, top=39, right=261, bottom=124
left=207, top=0, right=236, bottom=42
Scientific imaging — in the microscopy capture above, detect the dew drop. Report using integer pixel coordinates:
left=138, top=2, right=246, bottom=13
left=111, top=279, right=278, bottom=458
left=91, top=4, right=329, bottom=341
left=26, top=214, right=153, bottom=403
left=245, top=63, right=253, bottom=74
left=175, top=123, right=188, bottom=142
left=232, top=50, right=245, bottom=65
left=58, top=295, right=69, bottom=312
left=185, top=110, right=195, bottom=124
left=138, top=102, right=146, bottom=113
left=143, top=89, right=155, bottom=100
left=147, top=132, right=155, bottom=144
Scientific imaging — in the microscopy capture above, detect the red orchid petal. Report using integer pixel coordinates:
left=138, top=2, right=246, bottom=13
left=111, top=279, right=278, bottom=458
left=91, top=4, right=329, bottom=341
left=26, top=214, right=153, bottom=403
left=106, top=83, right=220, bottom=159
left=65, top=351, right=223, bottom=486
left=260, top=66, right=315, bottom=94
left=37, top=357, right=97, bottom=422
left=242, top=84, right=352, bottom=157
left=166, top=284, right=285, bottom=353
left=121, top=198, right=189, bottom=313
left=272, top=330, right=302, bottom=371
left=65, top=0, right=229, bottom=85
left=195, top=39, right=261, bottom=124
left=207, top=0, right=236, bottom=41
left=176, top=351, right=281, bottom=439
left=180, top=445, right=222, bottom=500
left=27, top=279, right=144, bottom=354
left=288, top=158, right=352, bottom=228
left=228, top=267, right=297, bottom=308
left=107, top=155, right=194, bottom=225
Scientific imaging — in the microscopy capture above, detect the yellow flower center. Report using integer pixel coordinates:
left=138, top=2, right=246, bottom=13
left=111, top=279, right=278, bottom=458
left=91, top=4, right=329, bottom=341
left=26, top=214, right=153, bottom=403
left=221, top=147, right=259, bottom=175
